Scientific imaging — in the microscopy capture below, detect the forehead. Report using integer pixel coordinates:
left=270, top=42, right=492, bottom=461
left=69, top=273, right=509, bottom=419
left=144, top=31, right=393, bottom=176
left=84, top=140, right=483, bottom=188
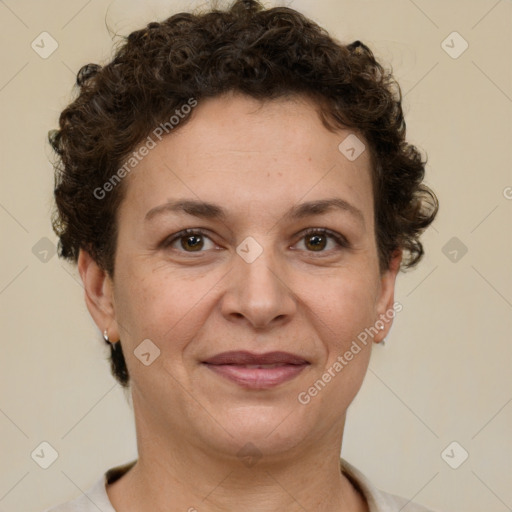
left=120, top=93, right=374, bottom=228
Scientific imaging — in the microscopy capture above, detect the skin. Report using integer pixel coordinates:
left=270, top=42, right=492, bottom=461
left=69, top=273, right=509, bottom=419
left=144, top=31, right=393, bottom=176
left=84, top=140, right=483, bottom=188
left=79, top=91, right=402, bottom=512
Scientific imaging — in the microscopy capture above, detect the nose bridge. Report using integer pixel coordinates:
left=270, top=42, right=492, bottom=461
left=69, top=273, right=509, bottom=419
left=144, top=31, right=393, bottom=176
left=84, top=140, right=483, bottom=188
left=240, top=241, right=280, bottom=293
left=222, top=234, right=296, bottom=327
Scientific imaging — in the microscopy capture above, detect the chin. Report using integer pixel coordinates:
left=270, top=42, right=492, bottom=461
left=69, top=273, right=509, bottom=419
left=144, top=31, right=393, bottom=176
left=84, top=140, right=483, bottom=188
left=197, top=403, right=315, bottom=462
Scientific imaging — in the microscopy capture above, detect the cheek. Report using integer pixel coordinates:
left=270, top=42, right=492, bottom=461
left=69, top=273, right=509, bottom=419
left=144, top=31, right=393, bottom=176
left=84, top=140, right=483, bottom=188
left=306, top=271, right=379, bottom=350
left=112, top=270, right=207, bottom=392
left=113, top=262, right=216, bottom=353
left=298, top=276, right=376, bottom=420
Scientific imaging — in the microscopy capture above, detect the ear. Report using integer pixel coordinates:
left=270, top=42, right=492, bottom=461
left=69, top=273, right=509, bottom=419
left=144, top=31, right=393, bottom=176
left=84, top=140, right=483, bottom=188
left=77, top=249, right=120, bottom=343
left=373, top=249, right=402, bottom=344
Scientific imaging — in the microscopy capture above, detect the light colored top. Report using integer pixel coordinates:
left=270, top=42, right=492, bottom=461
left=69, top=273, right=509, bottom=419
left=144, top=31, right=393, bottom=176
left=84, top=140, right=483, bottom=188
left=43, top=458, right=438, bottom=512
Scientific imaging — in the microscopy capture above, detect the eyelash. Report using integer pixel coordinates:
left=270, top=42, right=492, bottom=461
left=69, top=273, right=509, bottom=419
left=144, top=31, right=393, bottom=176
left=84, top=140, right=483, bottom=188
left=161, top=228, right=350, bottom=255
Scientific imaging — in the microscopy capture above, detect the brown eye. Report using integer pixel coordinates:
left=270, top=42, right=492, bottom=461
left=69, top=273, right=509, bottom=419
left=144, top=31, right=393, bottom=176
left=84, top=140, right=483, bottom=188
left=305, top=233, right=327, bottom=251
left=180, top=233, right=204, bottom=251
left=162, top=229, right=215, bottom=252
left=296, top=228, right=349, bottom=254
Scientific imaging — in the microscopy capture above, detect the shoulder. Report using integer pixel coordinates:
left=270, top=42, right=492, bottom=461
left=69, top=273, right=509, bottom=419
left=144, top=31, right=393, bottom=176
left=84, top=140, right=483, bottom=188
left=340, top=458, right=441, bottom=512
left=41, top=494, right=96, bottom=512
left=376, top=489, right=439, bottom=511
left=40, top=473, right=115, bottom=512
left=41, top=491, right=101, bottom=512
left=41, top=460, right=136, bottom=512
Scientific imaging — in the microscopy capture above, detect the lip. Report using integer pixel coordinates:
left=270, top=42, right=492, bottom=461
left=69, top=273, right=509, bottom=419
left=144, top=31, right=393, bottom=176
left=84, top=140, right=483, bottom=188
left=202, top=351, right=310, bottom=390
left=204, top=350, right=309, bottom=366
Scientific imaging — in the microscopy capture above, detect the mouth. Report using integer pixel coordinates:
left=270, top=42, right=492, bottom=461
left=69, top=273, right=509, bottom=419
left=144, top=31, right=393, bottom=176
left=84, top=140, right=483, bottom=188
left=202, top=351, right=310, bottom=389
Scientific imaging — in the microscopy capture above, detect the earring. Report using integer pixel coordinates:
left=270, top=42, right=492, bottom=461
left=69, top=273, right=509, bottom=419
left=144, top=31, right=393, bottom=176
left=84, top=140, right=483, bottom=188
left=103, top=329, right=110, bottom=342
left=378, top=324, right=385, bottom=345
left=380, top=324, right=387, bottom=345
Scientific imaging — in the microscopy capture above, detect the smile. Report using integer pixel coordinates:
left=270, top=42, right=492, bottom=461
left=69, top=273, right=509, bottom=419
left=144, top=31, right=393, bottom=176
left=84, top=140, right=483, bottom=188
left=202, top=351, right=310, bottom=390
left=203, top=363, right=308, bottom=389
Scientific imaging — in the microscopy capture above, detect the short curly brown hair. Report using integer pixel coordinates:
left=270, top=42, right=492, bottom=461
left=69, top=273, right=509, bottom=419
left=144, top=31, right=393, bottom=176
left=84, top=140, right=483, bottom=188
left=49, top=0, right=438, bottom=388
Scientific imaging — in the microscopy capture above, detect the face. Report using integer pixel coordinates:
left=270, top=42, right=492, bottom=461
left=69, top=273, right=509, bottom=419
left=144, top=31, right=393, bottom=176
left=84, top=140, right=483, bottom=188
left=82, top=92, right=401, bottom=462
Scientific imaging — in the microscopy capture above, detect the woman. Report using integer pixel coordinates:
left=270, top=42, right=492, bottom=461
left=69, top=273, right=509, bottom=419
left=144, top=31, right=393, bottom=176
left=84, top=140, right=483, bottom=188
left=45, top=0, right=439, bottom=510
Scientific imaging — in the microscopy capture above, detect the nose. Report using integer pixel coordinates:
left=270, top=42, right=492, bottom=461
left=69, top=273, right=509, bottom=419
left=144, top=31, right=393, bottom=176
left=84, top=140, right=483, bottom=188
left=220, top=243, right=297, bottom=330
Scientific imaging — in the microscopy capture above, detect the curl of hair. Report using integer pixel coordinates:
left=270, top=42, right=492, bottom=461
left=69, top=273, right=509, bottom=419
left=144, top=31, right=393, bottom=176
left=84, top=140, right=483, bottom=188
left=49, top=0, right=438, bottom=387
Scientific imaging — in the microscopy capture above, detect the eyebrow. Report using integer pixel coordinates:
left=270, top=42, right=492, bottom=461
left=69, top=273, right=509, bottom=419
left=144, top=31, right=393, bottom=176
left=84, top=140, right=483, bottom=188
left=145, top=197, right=365, bottom=227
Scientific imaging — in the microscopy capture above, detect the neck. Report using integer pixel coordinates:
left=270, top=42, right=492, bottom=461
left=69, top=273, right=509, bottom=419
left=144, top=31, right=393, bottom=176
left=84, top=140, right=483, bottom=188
left=107, top=397, right=368, bottom=512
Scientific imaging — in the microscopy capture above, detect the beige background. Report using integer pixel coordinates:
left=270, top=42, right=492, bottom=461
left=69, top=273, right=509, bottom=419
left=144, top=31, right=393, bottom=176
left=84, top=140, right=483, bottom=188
left=0, top=0, right=511, bottom=511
